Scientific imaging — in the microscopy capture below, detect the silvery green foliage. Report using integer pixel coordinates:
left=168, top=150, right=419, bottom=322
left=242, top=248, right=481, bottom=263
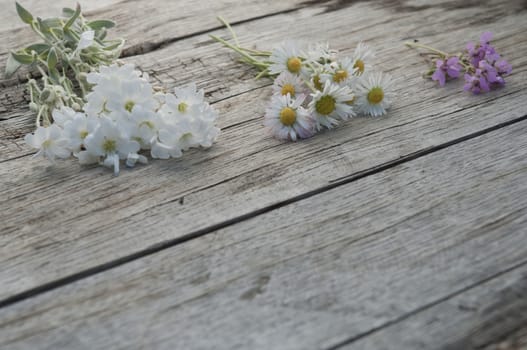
left=6, top=2, right=125, bottom=126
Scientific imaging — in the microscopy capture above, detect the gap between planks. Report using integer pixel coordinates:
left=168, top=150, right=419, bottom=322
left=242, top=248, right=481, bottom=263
left=1, top=112, right=526, bottom=309
left=1, top=113, right=527, bottom=349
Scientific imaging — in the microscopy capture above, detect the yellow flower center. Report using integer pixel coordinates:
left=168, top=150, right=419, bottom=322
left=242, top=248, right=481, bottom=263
left=315, top=95, right=336, bottom=115
left=180, top=132, right=193, bottom=141
left=286, top=57, right=302, bottom=74
left=79, top=130, right=89, bottom=139
left=281, top=84, right=296, bottom=97
left=313, top=75, right=323, bottom=90
left=354, top=59, right=365, bottom=74
left=279, top=107, right=297, bottom=126
left=333, top=69, right=348, bottom=83
left=140, top=121, right=155, bottom=129
left=178, top=102, right=188, bottom=113
left=103, top=139, right=116, bottom=153
left=367, top=87, right=384, bottom=105
left=124, top=100, right=135, bottom=113
left=42, top=139, right=52, bottom=148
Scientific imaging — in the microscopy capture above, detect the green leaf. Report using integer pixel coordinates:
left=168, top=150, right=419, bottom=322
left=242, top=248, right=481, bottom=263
left=5, top=53, right=23, bottom=78
left=26, top=43, right=51, bottom=54
left=15, top=2, right=33, bottom=24
left=97, top=28, right=107, bottom=41
left=87, top=20, right=115, bottom=30
left=37, top=17, right=50, bottom=34
left=102, top=40, right=124, bottom=51
left=10, top=50, right=34, bottom=64
left=63, top=27, right=76, bottom=43
left=62, top=7, right=75, bottom=17
left=42, top=18, right=63, bottom=28
left=47, top=47, right=58, bottom=70
left=63, top=3, right=81, bottom=31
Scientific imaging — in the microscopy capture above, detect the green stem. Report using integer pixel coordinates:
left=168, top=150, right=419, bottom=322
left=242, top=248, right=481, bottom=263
left=217, top=16, right=240, bottom=47
left=210, top=34, right=269, bottom=71
left=404, top=41, right=450, bottom=58
left=303, top=79, right=317, bottom=93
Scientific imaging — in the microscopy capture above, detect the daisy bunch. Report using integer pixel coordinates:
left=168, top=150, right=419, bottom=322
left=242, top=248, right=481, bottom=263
left=405, top=32, right=512, bottom=94
left=12, top=3, right=220, bottom=175
left=210, top=17, right=395, bottom=141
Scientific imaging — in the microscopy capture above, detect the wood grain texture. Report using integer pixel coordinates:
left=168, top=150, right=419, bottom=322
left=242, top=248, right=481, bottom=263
left=1, top=118, right=526, bottom=350
left=1, top=0, right=527, bottom=302
left=0, top=0, right=308, bottom=84
left=339, top=267, right=527, bottom=350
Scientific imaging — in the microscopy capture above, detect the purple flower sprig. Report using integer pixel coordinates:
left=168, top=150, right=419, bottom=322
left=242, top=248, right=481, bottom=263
left=405, top=32, right=512, bottom=95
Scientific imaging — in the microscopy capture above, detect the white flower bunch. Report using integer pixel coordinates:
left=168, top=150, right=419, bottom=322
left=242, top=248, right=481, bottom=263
left=212, top=18, right=395, bottom=141
left=25, top=64, right=220, bottom=175
left=11, top=4, right=221, bottom=175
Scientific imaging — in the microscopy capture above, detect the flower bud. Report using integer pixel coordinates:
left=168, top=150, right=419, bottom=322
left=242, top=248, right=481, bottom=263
left=77, top=72, right=88, bottom=82
left=72, top=102, right=81, bottom=111
left=40, top=88, right=54, bottom=103
left=29, top=102, right=39, bottom=112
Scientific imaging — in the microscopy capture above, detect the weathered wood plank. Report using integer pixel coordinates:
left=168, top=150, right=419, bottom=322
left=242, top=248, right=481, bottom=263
left=342, top=268, right=527, bottom=350
left=0, top=0, right=309, bottom=84
left=1, top=1, right=526, bottom=301
left=1, top=120, right=526, bottom=349
left=2, top=0, right=525, bottom=159
left=0, top=1, right=119, bottom=32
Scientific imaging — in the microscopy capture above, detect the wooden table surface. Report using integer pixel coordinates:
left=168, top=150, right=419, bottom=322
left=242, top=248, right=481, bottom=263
left=1, top=1, right=527, bottom=349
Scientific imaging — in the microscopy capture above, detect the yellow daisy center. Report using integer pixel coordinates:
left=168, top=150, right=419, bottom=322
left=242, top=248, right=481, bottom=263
left=367, top=87, right=384, bottom=105
left=103, top=139, right=116, bottom=153
left=333, top=69, right=348, bottom=83
left=279, top=107, right=297, bottom=126
left=79, top=130, right=89, bottom=139
left=286, top=57, right=302, bottom=74
left=354, top=59, right=365, bottom=74
left=124, top=100, right=135, bottom=113
left=281, top=84, right=296, bottom=96
left=178, top=102, right=188, bottom=113
left=315, top=95, right=336, bottom=115
left=313, top=75, right=323, bottom=90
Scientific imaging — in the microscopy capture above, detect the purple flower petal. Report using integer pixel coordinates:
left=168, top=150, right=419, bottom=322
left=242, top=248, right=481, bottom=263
left=480, top=31, right=493, bottom=45
left=432, top=69, right=446, bottom=86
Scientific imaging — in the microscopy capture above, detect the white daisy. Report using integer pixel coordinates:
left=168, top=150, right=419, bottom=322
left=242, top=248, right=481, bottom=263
left=352, top=42, right=375, bottom=75
left=264, top=94, right=315, bottom=141
left=309, top=80, right=355, bottom=130
left=306, top=42, right=338, bottom=65
left=320, top=57, right=357, bottom=86
left=24, top=125, right=71, bottom=161
left=268, top=41, right=305, bottom=75
left=355, top=72, right=395, bottom=117
left=272, top=71, right=306, bottom=97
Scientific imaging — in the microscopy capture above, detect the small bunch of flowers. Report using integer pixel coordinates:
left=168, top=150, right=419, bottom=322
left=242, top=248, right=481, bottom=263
left=10, top=3, right=220, bottom=175
left=211, top=17, right=395, bottom=141
left=405, top=32, right=512, bottom=94
left=25, top=64, right=220, bottom=175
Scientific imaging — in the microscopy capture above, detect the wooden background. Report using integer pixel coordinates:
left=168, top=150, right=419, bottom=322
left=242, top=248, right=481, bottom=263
left=1, top=0, right=527, bottom=349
